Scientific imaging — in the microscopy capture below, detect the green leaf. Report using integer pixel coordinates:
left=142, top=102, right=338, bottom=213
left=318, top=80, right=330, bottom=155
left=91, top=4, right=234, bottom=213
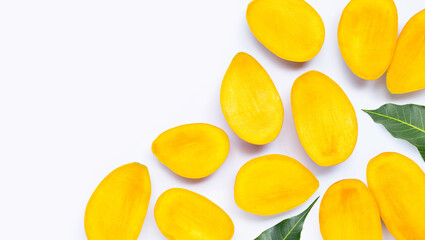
left=254, top=197, right=319, bottom=240
left=363, top=103, right=425, bottom=161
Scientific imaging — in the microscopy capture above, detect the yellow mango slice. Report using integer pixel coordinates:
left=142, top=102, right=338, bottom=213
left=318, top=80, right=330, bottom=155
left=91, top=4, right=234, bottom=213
left=152, top=123, right=229, bottom=179
left=155, top=188, right=234, bottom=240
left=367, top=152, right=425, bottom=240
left=387, top=9, right=425, bottom=93
left=246, top=0, right=325, bottom=62
left=85, top=163, right=151, bottom=240
left=319, top=179, right=382, bottom=240
left=291, top=71, right=358, bottom=166
left=338, top=0, right=398, bottom=80
left=220, top=52, right=283, bottom=145
left=234, top=154, right=319, bottom=215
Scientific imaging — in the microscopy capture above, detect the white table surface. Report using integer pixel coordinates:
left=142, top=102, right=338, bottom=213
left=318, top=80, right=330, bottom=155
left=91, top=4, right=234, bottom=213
left=1, top=0, right=425, bottom=239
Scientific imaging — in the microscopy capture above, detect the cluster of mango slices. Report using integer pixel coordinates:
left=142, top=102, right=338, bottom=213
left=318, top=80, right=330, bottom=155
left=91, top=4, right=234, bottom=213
left=84, top=0, right=425, bottom=239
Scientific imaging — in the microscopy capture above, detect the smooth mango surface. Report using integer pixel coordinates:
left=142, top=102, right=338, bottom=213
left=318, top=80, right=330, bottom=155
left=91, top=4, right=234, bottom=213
left=367, top=152, right=425, bottom=240
left=338, top=0, right=398, bottom=80
left=291, top=71, right=358, bottom=166
left=220, top=52, right=283, bottom=145
left=155, top=188, right=234, bottom=240
left=234, top=154, right=319, bottom=215
left=246, top=0, right=325, bottom=62
left=387, top=9, right=425, bottom=93
left=85, top=163, right=151, bottom=240
left=319, top=179, right=382, bottom=240
left=152, top=123, right=229, bottom=179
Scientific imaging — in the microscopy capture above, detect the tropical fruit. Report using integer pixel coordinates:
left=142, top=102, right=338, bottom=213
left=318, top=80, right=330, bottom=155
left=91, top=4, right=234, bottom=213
left=319, top=179, right=382, bottom=240
left=387, top=9, right=425, bottom=93
left=338, top=0, right=398, bottom=80
left=85, top=163, right=151, bottom=240
left=367, top=152, right=425, bottom=240
left=291, top=71, right=358, bottom=166
left=221, top=52, right=283, bottom=145
left=234, top=154, right=319, bottom=215
left=154, top=188, right=234, bottom=240
left=152, top=123, right=230, bottom=179
left=246, top=0, right=325, bottom=62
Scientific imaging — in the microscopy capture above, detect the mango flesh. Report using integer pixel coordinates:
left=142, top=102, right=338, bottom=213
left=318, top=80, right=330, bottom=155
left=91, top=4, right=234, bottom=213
left=319, top=179, right=382, bottom=240
left=338, top=0, right=398, bottom=80
left=220, top=52, right=283, bottom=145
left=387, top=9, right=425, bottom=93
left=154, top=188, right=234, bottom=240
left=152, top=123, right=230, bottom=179
left=234, top=154, right=319, bottom=215
left=84, top=163, right=151, bottom=240
left=367, top=152, right=425, bottom=240
left=246, top=0, right=325, bottom=62
left=291, top=71, right=358, bottom=166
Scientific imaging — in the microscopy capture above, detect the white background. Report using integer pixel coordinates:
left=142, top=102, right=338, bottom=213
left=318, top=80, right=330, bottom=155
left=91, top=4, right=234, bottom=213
left=1, top=0, right=425, bottom=239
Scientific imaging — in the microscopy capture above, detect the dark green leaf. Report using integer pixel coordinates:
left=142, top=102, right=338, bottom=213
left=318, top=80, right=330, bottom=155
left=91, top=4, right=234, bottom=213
left=254, top=197, right=319, bottom=240
left=363, top=103, right=425, bottom=161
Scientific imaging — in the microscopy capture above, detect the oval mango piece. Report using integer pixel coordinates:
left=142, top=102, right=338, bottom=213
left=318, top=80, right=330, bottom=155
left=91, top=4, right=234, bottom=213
left=246, top=0, right=325, bottom=62
left=152, top=123, right=229, bottom=179
left=291, top=71, right=358, bottom=166
left=367, top=152, right=425, bottom=239
left=155, top=188, right=234, bottom=240
left=338, top=0, right=398, bottom=80
left=234, top=154, right=319, bottom=215
left=220, top=52, right=283, bottom=145
left=319, top=179, right=382, bottom=240
left=84, top=163, right=151, bottom=240
left=387, top=9, right=425, bottom=93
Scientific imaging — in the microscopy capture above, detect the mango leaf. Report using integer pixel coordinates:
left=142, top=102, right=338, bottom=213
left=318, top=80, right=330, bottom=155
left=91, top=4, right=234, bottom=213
left=254, top=197, right=319, bottom=240
left=363, top=104, right=425, bottom=161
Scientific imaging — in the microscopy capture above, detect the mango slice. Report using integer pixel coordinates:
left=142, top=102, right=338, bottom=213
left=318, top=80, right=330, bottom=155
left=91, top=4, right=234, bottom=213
left=338, top=0, right=398, bottom=80
left=220, top=52, right=283, bottom=145
left=234, top=154, right=319, bottom=215
left=291, top=71, right=358, bottom=166
left=319, top=179, right=382, bottom=240
left=154, top=188, right=234, bottom=240
left=246, top=0, right=325, bottom=62
left=84, top=163, right=151, bottom=240
left=387, top=9, right=425, bottom=93
left=367, top=152, right=425, bottom=240
left=152, top=123, right=230, bottom=179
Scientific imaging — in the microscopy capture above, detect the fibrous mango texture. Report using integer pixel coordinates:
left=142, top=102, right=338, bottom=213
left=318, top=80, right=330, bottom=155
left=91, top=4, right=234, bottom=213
left=220, top=52, right=283, bottom=145
left=85, top=163, right=151, bottom=240
left=367, top=152, right=425, bottom=240
left=291, top=71, right=358, bottom=166
left=338, top=0, right=398, bottom=80
left=246, top=0, right=325, bottom=62
left=152, top=123, right=229, bottom=179
left=319, top=179, right=382, bottom=240
left=155, top=188, right=234, bottom=240
left=387, top=9, right=425, bottom=93
left=234, top=154, right=319, bottom=215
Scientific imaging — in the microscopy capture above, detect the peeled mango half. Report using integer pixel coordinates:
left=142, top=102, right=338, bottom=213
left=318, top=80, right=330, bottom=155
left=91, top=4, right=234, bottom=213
left=319, top=179, right=382, bottom=240
left=291, top=71, right=358, bottom=166
left=220, top=52, right=283, bottom=145
left=367, top=152, right=425, bottom=240
left=154, top=188, right=234, bottom=240
left=338, top=0, right=398, bottom=80
left=152, top=123, right=230, bottom=179
left=84, top=163, right=151, bottom=240
left=246, top=0, right=325, bottom=62
left=387, top=9, right=425, bottom=94
left=234, top=154, right=319, bottom=215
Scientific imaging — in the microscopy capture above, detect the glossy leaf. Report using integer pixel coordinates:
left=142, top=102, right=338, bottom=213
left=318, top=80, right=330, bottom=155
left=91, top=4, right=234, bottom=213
left=363, top=104, right=425, bottom=161
left=254, top=197, right=319, bottom=240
